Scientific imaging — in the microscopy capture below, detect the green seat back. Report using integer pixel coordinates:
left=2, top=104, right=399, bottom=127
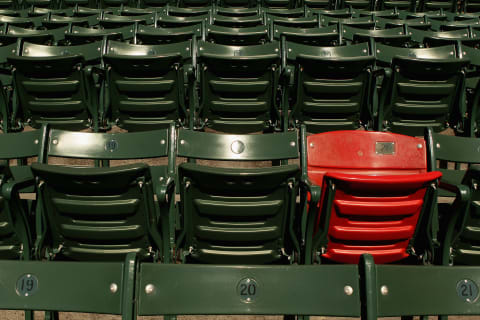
left=426, top=129, right=480, bottom=265
left=137, top=24, right=202, bottom=44
left=33, top=127, right=173, bottom=261
left=286, top=41, right=374, bottom=133
left=8, top=41, right=103, bottom=130
left=197, top=40, right=281, bottom=133
left=65, top=26, right=130, bottom=45
left=349, top=26, right=411, bottom=47
left=206, top=24, right=269, bottom=45
left=267, top=15, right=319, bottom=28
left=104, top=40, right=191, bottom=131
left=273, top=24, right=338, bottom=45
left=212, top=14, right=264, bottom=27
left=157, top=14, right=209, bottom=28
left=177, top=129, right=300, bottom=264
left=377, top=43, right=469, bottom=136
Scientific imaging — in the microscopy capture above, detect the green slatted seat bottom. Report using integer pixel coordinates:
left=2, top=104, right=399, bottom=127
left=32, top=163, right=160, bottom=261
left=179, top=163, right=300, bottom=264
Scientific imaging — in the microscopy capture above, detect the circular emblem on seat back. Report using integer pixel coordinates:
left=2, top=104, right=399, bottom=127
left=231, top=140, right=245, bottom=154
left=105, top=139, right=118, bottom=152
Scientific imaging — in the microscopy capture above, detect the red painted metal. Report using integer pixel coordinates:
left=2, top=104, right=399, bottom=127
left=307, top=131, right=442, bottom=264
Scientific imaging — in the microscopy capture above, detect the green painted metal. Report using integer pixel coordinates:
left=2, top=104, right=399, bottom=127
left=137, top=264, right=362, bottom=316
left=137, top=23, right=202, bottom=44
left=176, top=129, right=300, bottom=264
left=285, top=41, right=374, bottom=132
left=65, top=26, right=131, bottom=45
left=267, top=15, right=319, bottom=28
left=177, top=128, right=298, bottom=160
left=375, top=265, right=480, bottom=316
left=425, top=128, right=474, bottom=266
left=167, top=5, right=211, bottom=16
left=157, top=14, right=210, bottom=28
left=273, top=24, right=338, bottom=45
left=8, top=41, right=103, bottom=131
left=376, top=44, right=469, bottom=136
left=33, top=125, right=174, bottom=262
left=0, top=259, right=131, bottom=315
left=100, top=13, right=155, bottom=28
left=196, top=40, right=281, bottom=133
left=212, top=14, right=264, bottom=27
left=348, top=26, right=411, bottom=46
left=103, top=40, right=192, bottom=131
left=206, top=24, right=269, bottom=45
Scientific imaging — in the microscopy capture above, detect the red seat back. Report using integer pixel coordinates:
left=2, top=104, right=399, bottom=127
left=307, top=131, right=441, bottom=264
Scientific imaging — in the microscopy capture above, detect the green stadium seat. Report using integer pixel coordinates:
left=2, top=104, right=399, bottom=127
left=215, top=6, right=259, bottom=16
left=176, top=129, right=301, bottom=264
left=103, top=40, right=194, bottom=131
left=100, top=13, right=155, bottom=28
left=1, top=26, right=57, bottom=45
left=262, top=0, right=295, bottom=8
left=424, top=128, right=480, bottom=266
left=377, top=17, right=432, bottom=30
left=64, top=26, right=131, bottom=45
left=178, top=0, right=213, bottom=6
left=264, top=7, right=305, bottom=17
left=205, top=24, right=269, bottom=45
left=267, top=15, right=319, bottom=28
left=0, top=129, right=43, bottom=260
left=376, top=43, right=469, bottom=136
left=284, top=41, right=375, bottom=132
left=196, top=40, right=281, bottom=133
left=273, top=24, right=339, bottom=45
left=8, top=41, right=103, bottom=131
left=137, top=23, right=202, bottom=44
left=349, top=26, right=411, bottom=47
left=41, top=15, right=91, bottom=29
left=304, top=0, right=331, bottom=9
left=211, top=14, right=264, bottom=27
left=167, top=5, right=211, bottom=16
left=32, top=125, right=175, bottom=262
left=157, top=14, right=210, bottom=28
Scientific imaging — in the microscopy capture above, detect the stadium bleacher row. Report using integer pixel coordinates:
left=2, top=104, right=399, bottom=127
left=2, top=0, right=480, bottom=319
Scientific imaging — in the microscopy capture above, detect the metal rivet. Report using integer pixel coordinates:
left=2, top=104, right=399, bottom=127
left=246, top=297, right=251, bottom=302
left=376, top=49, right=380, bottom=53
left=24, top=49, right=29, bottom=53
left=290, top=141, right=295, bottom=147
left=186, top=47, right=190, bottom=50
left=309, top=142, right=314, bottom=148
left=199, top=47, right=203, bottom=50
left=159, top=177, right=164, bottom=182
left=380, top=285, right=389, bottom=295
left=344, top=285, right=354, bottom=296
left=450, top=51, right=454, bottom=55
left=145, top=284, right=154, bottom=294
left=275, top=48, right=279, bottom=52
left=34, top=139, right=39, bottom=144
left=464, top=51, right=467, bottom=55
left=417, top=143, right=422, bottom=149
left=436, top=143, right=440, bottom=149
left=160, top=139, right=165, bottom=144
left=288, top=48, right=291, bottom=52
left=110, top=283, right=118, bottom=293
left=52, top=139, right=58, bottom=145
left=180, top=140, right=185, bottom=145
left=11, top=49, right=15, bottom=53
left=363, top=49, right=367, bottom=53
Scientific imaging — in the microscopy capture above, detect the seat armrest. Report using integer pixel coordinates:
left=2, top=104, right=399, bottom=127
left=2, top=177, right=35, bottom=200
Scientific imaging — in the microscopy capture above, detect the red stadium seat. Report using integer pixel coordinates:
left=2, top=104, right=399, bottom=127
left=304, top=130, right=442, bottom=264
